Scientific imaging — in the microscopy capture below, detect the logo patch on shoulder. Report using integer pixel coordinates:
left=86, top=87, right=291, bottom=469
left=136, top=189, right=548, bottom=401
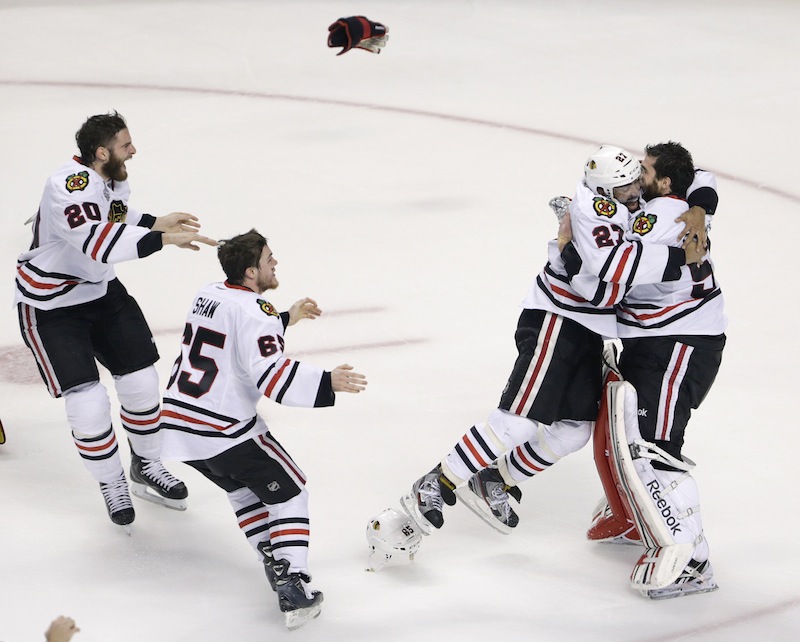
left=632, top=213, right=657, bottom=235
left=256, top=299, right=279, bottom=317
left=108, top=200, right=128, bottom=222
left=65, top=171, right=89, bottom=193
left=592, top=197, right=617, bottom=218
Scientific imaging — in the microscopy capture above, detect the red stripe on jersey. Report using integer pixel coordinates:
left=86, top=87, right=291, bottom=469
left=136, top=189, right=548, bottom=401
left=90, top=224, right=114, bottom=260
left=514, top=445, right=546, bottom=472
left=551, top=284, right=587, bottom=302
left=622, top=299, right=692, bottom=321
left=610, top=245, right=633, bottom=283
left=463, top=435, right=489, bottom=468
left=271, top=528, right=310, bottom=538
left=514, top=314, right=557, bottom=414
left=17, top=266, right=78, bottom=290
left=258, top=434, right=306, bottom=484
left=659, top=345, right=689, bottom=440
left=239, top=511, right=270, bottom=529
left=75, top=434, right=117, bottom=452
left=264, top=359, right=292, bottom=397
left=603, top=282, right=621, bottom=307
left=120, top=413, right=161, bottom=426
left=160, top=409, right=229, bottom=431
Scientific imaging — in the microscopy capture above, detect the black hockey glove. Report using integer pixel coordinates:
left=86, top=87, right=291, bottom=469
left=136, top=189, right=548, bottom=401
left=327, top=16, right=388, bottom=55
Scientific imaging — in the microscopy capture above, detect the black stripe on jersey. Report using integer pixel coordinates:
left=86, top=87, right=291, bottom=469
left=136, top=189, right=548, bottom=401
left=543, top=264, right=572, bottom=284
left=82, top=224, right=101, bottom=255
left=162, top=397, right=239, bottom=425
left=122, top=424, right=159, bottom=436
left=19, top=261, right=83, bottom=281
left=15, top=278, right=79, bottom=302
left=257, top=362, right=278, bottom=389
left=618, top=289, right=722, bottom=330
left=469, top=426, right=495, bottom=462
left=101, top=225, right=126, bottom=263
left=275, top=362, right=300, bottom=404
left=454, top=443, right=479, bottom=474
left=535, top=274, right=616, bottom=317
left=160, top=416, right=257, bottom=439
left=235, top=502, right=265, bottom=518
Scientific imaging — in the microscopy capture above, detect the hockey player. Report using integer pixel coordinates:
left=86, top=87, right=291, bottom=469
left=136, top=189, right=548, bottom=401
left=401, top=145, right=706, bottom=536
left=15, top=111, right=216, bottom=529
left=158, top=229, right=368, bottom=630
left=479, top=143, right=725, bottom=599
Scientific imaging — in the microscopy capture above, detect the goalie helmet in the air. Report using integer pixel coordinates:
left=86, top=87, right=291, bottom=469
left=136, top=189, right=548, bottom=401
left=584, top=145, right=641, bottom=197
left=366, top=507, right=422, bottom=571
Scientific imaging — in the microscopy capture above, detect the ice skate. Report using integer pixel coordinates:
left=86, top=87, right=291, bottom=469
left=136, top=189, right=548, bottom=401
left=99, top=471, right=135, bottom=533
left=272, top=559, right=323, bottom=631
left=129, top=451, right=188, bottom=511
left=257, top=540, right=278, bottom=592
left=400, top=465, right=455, bottom=534
left=643, top=559, right=718, bottom=600
left=456, top=466, right=520, bottom=534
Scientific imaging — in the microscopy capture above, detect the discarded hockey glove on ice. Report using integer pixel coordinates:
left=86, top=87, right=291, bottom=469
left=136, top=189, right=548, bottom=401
left=327, top=16, right=388, bottom=55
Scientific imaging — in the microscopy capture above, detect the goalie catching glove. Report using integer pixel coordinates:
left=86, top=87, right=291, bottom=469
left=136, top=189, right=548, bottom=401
left=327, top=16, right=388, bottom=55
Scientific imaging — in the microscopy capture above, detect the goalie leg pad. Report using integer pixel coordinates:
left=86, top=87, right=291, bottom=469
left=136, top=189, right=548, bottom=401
left=607, top=381, right=708, bottom=590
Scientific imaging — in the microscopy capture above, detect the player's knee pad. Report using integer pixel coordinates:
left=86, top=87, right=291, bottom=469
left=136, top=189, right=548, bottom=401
left=113, top=365, right=160, bottom=411
left=486, top=408, right=538, bottom=452
left=540, top=420, right=592, bottom=458
left=606, top=380, right=707, bottom=589
left=64, top=381, right=111, bottom=437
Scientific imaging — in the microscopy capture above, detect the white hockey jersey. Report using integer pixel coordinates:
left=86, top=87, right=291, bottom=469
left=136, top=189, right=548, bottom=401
left=522, top=181, right=684, bottom=338
left=616, top=195, right=727, bottom=337
left=14, top=157, right=160, bottom=310
left=159, top=282, right=335, bottom=462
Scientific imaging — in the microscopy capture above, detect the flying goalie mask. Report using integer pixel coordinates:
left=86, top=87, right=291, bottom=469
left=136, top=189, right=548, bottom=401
left=366, top=508, right=422, bottom=571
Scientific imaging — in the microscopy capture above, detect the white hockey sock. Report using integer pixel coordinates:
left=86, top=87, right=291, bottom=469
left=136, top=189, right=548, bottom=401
left=114, top=367, right=162, bottom=460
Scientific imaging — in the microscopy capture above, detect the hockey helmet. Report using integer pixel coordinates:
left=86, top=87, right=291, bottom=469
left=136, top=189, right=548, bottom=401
left=366, top=507, right=422, bottom=571
left=584, top=145, right=641, bottom=197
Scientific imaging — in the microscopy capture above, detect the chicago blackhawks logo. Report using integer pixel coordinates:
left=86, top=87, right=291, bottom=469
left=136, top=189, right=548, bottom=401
left=632, top=213, right=657, bottom=235
left=592, top=197, right=617, bottom=218
left=108, top=200, right=128, bottom=222
left=257, top=299, right=279, bottom=317
left=65, top=171, right=89, bottom=193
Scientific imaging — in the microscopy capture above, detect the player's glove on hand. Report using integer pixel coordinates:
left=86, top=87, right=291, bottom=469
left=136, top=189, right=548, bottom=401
left=327, top=16, right=388, bottom=55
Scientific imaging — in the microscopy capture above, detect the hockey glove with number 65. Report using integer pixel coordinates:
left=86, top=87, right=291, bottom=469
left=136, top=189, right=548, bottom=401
left=327, top=16, right=389, bottom=55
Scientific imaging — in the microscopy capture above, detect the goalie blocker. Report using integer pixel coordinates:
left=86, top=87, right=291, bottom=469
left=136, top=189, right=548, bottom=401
left=600, top=375, right=717, bottom=597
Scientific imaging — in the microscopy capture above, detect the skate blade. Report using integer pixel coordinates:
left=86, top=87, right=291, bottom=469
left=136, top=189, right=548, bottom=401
left=645, top=581, right=719, bottom=601
left=284, top=603, right=322, bottom=631
left=399, top=492, right=433, bottom=536
left=454, top=487, right=512, bottom=535
left=130, top=482, right=188, bottom=511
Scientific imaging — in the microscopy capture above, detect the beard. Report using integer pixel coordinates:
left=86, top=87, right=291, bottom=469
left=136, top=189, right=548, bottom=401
left=102, top=153, right=128, bottom=182
left=641, top=180, right=661, bottom=202
left=256, top=273, right=279, bottom=293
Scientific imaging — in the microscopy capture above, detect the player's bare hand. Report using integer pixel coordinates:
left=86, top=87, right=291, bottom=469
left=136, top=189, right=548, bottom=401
left=287, top=297, right=321, bottom=326
left=45, top=616, right=80, bottom=642
left=684, top=241, right=706, bottom=267
left=676, top=205, right=707, bottom=251
left=152, top=212, right=202, bottom=234
left=331, top=364, right=368, bottom=393
left=162, top=232, right=218, bottom=251
left=557, top=211, right=573, bottom=253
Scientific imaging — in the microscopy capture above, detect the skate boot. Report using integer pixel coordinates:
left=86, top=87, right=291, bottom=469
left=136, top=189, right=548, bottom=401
left=272, top=559, right=323, bottom=631
left=130, top=451, right=188, bottom=511
left=644, top=559, right=719, bottom=600
left=99, top=471, right=135, bottom=530
left=257, top=540, right=278, bottom=592
left=455, top=465, right=520, bottom=534
left=400, top=464, right=456, bottom=534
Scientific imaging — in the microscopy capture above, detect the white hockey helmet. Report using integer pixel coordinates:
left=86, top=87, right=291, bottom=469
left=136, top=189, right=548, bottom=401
left=366, top=508, right=422, bottom=571
left=584, top=145, right=641, bottom=197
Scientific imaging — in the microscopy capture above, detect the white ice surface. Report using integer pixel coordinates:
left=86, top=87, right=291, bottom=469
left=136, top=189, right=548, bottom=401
left=1, top=1, right=799, bottom=640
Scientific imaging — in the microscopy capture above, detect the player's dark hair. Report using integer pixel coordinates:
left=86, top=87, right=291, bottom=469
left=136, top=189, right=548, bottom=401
left=217, top=229, right=268, bottom=285
left=75, top=111, right=128, bottom=164
left=644, top=141, right=695, bottom=198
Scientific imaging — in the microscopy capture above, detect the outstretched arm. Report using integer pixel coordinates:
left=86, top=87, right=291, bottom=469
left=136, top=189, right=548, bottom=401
left=287, top=297, right=322, bottom=326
